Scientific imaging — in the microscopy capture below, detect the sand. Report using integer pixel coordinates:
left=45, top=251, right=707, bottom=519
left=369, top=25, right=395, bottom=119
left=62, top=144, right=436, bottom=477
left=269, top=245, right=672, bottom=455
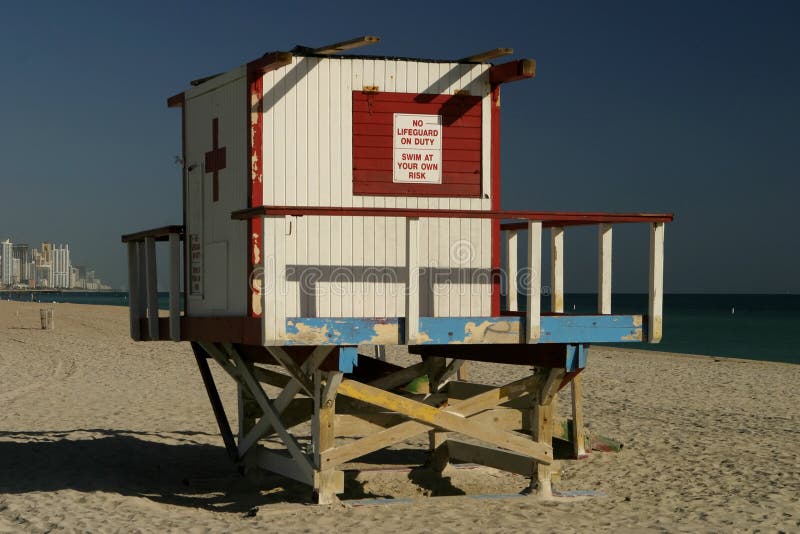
left=1, top=301, right=798, bottom=533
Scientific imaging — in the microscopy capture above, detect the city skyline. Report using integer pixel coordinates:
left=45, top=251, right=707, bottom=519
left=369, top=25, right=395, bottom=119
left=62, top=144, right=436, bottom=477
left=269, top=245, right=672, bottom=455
left=0, top=238, right=111, bottom=290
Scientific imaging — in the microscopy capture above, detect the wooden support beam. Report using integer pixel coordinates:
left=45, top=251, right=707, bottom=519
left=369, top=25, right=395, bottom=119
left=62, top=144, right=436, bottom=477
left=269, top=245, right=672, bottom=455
left=313, top=370, right=343, bottom=504
left=228, top=350, right=314, bottom=480
left=527, top=221, right=542, bottom=343
left=447, top=439, right=536, bottom=477
left=323, top=374, right=546, bottom=467
left=168, top=232, right=181, bottom=341
left=267, top=347, right=315, bottom=396
left=127, top=241, right=141, bottom=341
left=191, top=343, right=238, bottom=462
left=336, top=379, right=553, bottom=464
left=144, top=236, right=159, bottom=340
left=256, top=447, right=313, bottom=485
left=550, top=227, right=564, bottom=313
left=506, top=229, right=519, bottom=311
left=489, top=59, right=536, bottom=85
left=313, top=35, right=380, bottom=55
left=236, top=346, right=333, bottom=456
left=571, top=374, right=587, bottom=458
left=459, top=47, right=513, bottom=63
left=405, top=217, right=421, bottom=343
left=368, top=361, right=427, bottom=391
left=530, top=367, right=565, bottom=498
left=649, top=222, right=665, bottom=342
left=598, top=223, right=612, bottom=314
left=237, top=360, right=260, bottom=468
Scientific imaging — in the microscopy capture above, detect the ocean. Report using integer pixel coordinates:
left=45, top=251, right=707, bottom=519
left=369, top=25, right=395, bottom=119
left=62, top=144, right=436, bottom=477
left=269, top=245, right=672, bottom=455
left=3, top=291, right=798, bottom=364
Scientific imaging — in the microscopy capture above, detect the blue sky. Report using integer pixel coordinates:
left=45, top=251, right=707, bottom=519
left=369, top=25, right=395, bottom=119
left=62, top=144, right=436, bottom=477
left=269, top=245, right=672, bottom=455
left=0, top=1, right=797, bottom=292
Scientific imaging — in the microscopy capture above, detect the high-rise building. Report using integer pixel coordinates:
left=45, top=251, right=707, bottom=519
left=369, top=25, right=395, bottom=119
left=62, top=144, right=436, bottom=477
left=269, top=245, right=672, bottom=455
left=12, top=244, right=31, bottom=283
left=1, top=239, right=12, bottom=286
left=51, top=244, right=72, bottom=288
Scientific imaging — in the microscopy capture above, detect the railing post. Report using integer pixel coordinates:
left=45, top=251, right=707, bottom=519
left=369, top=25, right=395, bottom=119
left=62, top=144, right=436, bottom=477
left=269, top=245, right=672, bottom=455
left=127, top=241, right=141, bottom=340
left=405, top=217, right=420, bottom=344
left=598, top=223, right=613, bottom=314
left=144, top=236, right=159, bottom=340
left=505, top=230, right=518, bottom=312
left=550, top=226, right=564, bottom=313
left=168, top=232, right=181, bottom=341
left=648, top=222, right=665, bottom=342
left=527, top=221, right=542, bottom=343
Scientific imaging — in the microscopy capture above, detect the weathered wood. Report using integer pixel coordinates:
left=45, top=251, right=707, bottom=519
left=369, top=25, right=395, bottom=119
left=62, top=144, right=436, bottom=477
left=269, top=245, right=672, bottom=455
left=268, top=347, right=315, bottom=396
left=425, top=356, right=448, bottom=392
left=313, top=35, right=380, bottom=55
left=447, top=439, right=535, bottom=477
left=323, top=376, right=548, bottom=467
left=368, top=361, right=427, bottom=391
left=550, top=226, right=564, bottom=313
left=144, top=236, right=159, bottom=340
left=506, top=229, right=519, bottom=311
left=256, top=447, right=313, bottom=485
left=228, top=350, right=314, bottom=479
left=527, top=221, right=542, bottom=343
left=313, top=370, right=342, bottom=504
left=405, top=217, right=420, bottom=343
left=571, top=374, right=587, bottom=457
left=237, top=346, right=333, bottom=455
left=531, top=367, right=564, bottom=498
left=127, top=242, right=141, bottom=340
left=191, top=343, right=238, bottom=462
left=649, top=222, right=665, bottom=342
left=168, top=232, right=181, bottom=341
left=598, top=223, right=613, bottom=314
left=459, top=47, right=514, bottom=63
left=336, top=379, right=553, bottom=464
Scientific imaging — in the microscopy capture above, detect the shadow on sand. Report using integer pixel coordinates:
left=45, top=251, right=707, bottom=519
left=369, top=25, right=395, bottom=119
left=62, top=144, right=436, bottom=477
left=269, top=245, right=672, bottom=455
left=0, top=429, right=466, bottom=510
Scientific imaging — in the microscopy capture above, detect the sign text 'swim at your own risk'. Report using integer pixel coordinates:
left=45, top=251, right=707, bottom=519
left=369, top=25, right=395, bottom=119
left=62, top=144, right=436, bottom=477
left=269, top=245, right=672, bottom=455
left=393, top=113, right=442, bottom=184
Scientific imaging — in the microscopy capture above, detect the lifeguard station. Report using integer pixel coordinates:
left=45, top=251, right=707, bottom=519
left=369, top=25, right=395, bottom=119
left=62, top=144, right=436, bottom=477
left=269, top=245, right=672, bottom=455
left=122, top=36, right=672, bottom=504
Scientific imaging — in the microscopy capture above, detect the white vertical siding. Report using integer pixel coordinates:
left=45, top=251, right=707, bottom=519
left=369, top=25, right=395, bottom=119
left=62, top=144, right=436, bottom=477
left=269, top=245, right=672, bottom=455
left=184, top=73, right=248, bottom=316
left=260, top=57, right=493, bottom=320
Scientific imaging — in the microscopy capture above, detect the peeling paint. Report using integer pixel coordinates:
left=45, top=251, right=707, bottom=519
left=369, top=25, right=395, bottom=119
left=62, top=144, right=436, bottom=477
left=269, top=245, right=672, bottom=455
left=285, top=321, right=331, bottom=344
left=366, top=323, right=399, bottom=344
left=463, top=320, right=520, bottom=343
left=632, top=315, right=643, bottom=327
left=621, top=329, right=643, bottom=341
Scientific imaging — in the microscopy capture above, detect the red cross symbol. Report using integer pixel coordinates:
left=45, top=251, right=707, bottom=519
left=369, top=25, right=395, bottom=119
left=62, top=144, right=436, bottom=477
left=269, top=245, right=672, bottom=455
left=204, top=118, right=227, bottom=202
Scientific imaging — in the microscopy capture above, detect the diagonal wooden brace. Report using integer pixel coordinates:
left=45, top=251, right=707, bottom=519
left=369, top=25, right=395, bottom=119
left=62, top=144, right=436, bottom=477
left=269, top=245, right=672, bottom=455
left=227, top=350, right=314, bottom=479
left=236, top=346, right=333, bottom=456
left=323, top=375, right=553, bottom=468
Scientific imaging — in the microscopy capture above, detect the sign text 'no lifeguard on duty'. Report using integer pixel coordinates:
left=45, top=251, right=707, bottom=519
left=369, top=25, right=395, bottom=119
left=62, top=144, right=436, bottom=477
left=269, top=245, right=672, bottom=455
left=392, top=113, right=442, bottom=184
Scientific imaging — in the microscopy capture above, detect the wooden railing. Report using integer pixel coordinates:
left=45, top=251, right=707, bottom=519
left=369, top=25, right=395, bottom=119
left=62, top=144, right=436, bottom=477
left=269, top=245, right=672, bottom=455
left=501, top=221, right=666, bottom=343
left=234, top=206, right=671, bottom=345
left=121, top=225, right=184, bottom=342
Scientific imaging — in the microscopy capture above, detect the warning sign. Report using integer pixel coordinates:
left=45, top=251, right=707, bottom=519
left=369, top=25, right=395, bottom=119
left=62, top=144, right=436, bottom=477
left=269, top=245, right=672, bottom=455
left=393, top=113, right=442, bottom=184
left=189, top=234, right=202, bottom=296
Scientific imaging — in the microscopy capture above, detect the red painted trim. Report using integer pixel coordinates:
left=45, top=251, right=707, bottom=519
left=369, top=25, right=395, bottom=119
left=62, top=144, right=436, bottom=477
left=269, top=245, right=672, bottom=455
left=352, top=91, right=483, bottom=197
left=248, top=73, right=264, bottom=318
left=488, top=59, right=536, bottom=85
left=167, top=92, right=185, bottom=108
left=232, top=205, right=675, bottom=224
left=490, top=86, right=501, bottom=316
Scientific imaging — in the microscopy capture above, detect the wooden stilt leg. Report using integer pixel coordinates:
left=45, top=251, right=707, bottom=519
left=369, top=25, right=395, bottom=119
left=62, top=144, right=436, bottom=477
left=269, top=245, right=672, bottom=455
left=237, top=363, right=260, bottom=470
left=313, top=370, right=344, bottom=504
left=530, top=367, right=564, bottom=498
left=571, top=374, right=587, bottom=458
left=425, top=357, right=450, bottom=462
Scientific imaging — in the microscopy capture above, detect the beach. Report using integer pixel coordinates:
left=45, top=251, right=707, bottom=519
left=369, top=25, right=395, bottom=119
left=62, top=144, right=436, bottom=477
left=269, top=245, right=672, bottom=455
left=1, top=301, right=798, bottom=533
